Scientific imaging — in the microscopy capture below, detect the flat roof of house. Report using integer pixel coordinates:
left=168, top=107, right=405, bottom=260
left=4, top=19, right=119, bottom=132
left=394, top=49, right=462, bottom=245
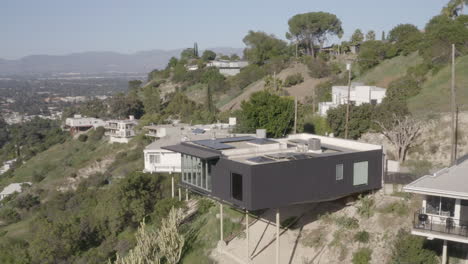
left=333, top=85, right=386, bottom=92
left=107, top=119, right=138, bottom=124
left=164, top=133, right=382, bottom=165
left=0, top=182, right=31, bottom=196
left=404, top=156, right=468, bottom=199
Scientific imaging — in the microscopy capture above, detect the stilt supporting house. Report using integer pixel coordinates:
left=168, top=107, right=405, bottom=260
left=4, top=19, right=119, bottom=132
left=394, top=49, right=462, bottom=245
left=178, top=188, right=181, bottom=201
left=171, top=175, right=174, bottom=198
left=246, top=210, right=249, bottom=262
left=442, top=240, right=447, bottom=264
left=276, top=208, right=280, bottom=264
left=220, top=203, right=224, bottom=242
left=185, top=188, right=189, bottom=201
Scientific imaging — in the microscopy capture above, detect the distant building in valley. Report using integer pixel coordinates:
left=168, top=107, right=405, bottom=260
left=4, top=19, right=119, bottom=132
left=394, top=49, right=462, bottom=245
left=105, top=116, right=138, bottom=143
left=64, top=115, right=106, bottom=135
left=318, top=83, right=386, bottom=116
left=206, top=60, right=248, bottom=76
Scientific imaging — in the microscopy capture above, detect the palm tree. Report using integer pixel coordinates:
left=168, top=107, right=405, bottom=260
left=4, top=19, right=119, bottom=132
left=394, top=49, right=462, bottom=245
left=442, top=0, right=468, bottom=18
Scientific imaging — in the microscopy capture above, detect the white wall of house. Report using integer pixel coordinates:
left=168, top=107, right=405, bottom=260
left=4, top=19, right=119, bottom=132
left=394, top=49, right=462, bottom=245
left=318, top=85, right=386, bottom=116
left=144, top=149, right=181, bottom=173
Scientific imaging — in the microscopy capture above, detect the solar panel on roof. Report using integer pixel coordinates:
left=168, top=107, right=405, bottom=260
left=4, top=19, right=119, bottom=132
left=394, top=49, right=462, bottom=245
left=247, top=156, right=275, bottom=164
left=193, top=139, right=235, bottom=150
left=191, top=128, right=206, bottom=134
left=218, top=136, right=256, bottom=143
left=249, top=138, right=277, bottom=145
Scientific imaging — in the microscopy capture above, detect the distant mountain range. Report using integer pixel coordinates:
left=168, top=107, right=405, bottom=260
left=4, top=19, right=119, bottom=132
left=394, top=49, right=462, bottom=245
left=0, top=47, right=244, bottom=76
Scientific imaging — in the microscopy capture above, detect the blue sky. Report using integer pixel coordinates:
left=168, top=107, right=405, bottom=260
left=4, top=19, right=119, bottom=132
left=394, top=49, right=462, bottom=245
left=1, top=0, right=445, bottom=59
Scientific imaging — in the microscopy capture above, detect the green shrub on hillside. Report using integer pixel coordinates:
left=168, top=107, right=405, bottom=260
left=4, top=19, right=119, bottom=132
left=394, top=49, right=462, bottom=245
left=356, top=194, right=375, bottom=219
left=0, top=207, right=21, bottom=224
left=78, top=134, right=88, bottom=142
left=352, top=247, right=372, bottom=264
left=390, top=229, right=438, bottom=264
left=354, top=231, right=370, bottom=244
left=283, top=73, right=304, bottom=87
left=335, top=216, right=359, bottom=229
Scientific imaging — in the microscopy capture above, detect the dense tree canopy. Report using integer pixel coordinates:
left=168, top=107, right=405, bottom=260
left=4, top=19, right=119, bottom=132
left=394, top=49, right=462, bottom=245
left=236, top=91, right=294, bottom=138
left=388, top=24, right=423, bottom=55
left=350, top=29, right=364, bottom=45
left=357, top=41, right=396, bottom=71
left=243, top=31, right=288, bottom=65
left=287, top=12, right=343, bottom=57
left=201, top=50, right=216, bottom=61
left=366, top=30, right=376, bottom=41
left=327, top=104, right=375, bottom=139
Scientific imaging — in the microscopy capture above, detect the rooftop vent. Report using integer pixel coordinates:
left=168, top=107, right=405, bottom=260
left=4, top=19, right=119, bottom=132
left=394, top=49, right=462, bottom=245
left=256, top=129, right=266, bottom=139
left=308, top=138, right=321, bottom=152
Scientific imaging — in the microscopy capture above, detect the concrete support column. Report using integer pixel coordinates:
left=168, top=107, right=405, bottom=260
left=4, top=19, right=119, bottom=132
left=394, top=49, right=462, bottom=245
left=171, top=176, right=175, bottom=198
left=276, top=208, right=280, bottom=264
left=185, top=188, right=189, bottom=201
left=442, top=240, right=448, bottom=264
left=220, top=203, right=224, bottom=242
left=178, top=188, right=181, bottom=201
left=246, top=210, right=249, bottom=262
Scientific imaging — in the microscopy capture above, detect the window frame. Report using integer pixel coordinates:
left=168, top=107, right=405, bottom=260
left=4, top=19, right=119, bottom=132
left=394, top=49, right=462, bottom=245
left=353, top=161, right=369, bottom=186
left=335, top=163, right=344, bottom=181
left=231, top=172, right=243, bottom=201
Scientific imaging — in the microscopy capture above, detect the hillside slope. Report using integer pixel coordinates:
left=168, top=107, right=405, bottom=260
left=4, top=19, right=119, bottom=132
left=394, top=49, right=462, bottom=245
left=220, top=63, right=325, bottom=112
left=408, top=55, right=468, bottom=115
left=356, top=52, right=423, bottom=88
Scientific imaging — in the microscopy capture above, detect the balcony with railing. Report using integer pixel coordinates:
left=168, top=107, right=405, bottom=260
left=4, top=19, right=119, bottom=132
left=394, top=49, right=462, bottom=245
left=413, top=211, right=468, bottom=241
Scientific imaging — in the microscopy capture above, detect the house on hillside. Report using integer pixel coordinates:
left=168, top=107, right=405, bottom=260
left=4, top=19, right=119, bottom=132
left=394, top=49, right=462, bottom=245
left=318, top=83, right=386, bottom=116
left=64, top=115, right=106, bottom=135
left=143, top=119, right=239, bottom=174
left=0, top=182, right=31, bottom=200
left=404, top=155, right=468, bottom=263
left=105, top=116, right=138, bottom=143
left=206, top=60, right=248, bottom=76
left=163, top=131, right=384, bottom=211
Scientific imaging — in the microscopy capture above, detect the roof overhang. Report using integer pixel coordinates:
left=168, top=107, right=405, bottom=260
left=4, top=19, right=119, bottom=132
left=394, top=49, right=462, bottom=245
left=162, top=144, right=221, bottom=160
left=403, top=185, right=468, bottom=200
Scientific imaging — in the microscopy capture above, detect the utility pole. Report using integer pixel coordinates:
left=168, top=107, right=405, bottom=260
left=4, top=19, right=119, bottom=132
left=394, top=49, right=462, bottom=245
left=294, top=97, right=298, bottom=134
left=345, top=62, right=352, bottom=139
left=450, top=44, right=457, bottom=165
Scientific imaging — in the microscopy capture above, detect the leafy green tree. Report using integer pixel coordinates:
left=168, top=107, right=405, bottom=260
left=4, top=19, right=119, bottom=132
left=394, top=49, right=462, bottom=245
left=172, top=63, right=188, bottom=83
left=180, top=48, right=196, bottom=60
left=385, top=77, right=422, bottom=102
left=0, top=238, right=31, bottom=264
left=236, top=91, right=294, bottom=137
left=381, top=31, right=386, bottom=41
left=128, top=80, right=142, bottom=92
left=357, top=40, right=396, bottom=71
left=230, top=54, right=240, bottom=61
left=327, top=104, right=375, bottom=139
left=287, top=12, right=343, bottom=57
left=421, top=15, right=468, bottom=65
left=351, top=29, right=364, bottom=45
left=167, top=57, right=179, bottom=68
left=388, top=24, right=423, bottom=55
left=109, top=93, right=144, bottom=119
left=142, top=85, right=161, bottom=115
left=390, top=229, right=437, bottom=264
left=243, top=31, right=288, bottom=65
left=0, top=117, right=9, bottom=149
left=366, top=30, right=376, bottom=41
left=201, top=50, right=216, bottom=61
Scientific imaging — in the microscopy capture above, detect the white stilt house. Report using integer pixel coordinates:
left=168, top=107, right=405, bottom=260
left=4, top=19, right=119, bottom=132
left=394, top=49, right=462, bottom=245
left=404, top=155, right=468, bottom=263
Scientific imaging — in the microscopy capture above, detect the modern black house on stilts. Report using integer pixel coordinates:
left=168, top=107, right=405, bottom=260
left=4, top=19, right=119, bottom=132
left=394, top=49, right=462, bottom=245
left=163, top=132, right=384, bottom=211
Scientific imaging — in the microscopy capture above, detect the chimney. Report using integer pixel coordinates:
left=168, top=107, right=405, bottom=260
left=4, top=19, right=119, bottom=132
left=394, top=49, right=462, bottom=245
left=256, top=129, right=266, bottom=138
left=129, top=115, right=135, bottom=120
left=308, top=138, right=322, bottom=152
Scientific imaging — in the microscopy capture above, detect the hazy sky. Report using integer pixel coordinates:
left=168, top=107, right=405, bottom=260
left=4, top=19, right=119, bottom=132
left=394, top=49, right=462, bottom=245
left=1, top=0, right=445, bottom=59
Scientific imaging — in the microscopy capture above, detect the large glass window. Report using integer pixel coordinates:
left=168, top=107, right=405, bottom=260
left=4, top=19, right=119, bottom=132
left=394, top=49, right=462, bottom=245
left=353, top=161, right=368, bottom=186
left=336, top=164, right=344, bottom=181
left=231, top=173, right=243, bottom=201
left=426, top=196, right=455, bottom=217
left=181, top=154, right=212, bottom=191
